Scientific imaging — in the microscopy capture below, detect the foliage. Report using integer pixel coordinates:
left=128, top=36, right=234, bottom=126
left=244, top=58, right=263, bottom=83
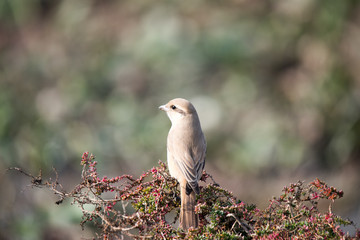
left=11, top=152, right=359, bottom=239
left=254, top=179, right=352, bottom=239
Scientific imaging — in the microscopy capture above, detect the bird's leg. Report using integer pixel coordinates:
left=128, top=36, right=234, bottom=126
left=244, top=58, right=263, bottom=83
left=172, top=182, right=180, bottom=202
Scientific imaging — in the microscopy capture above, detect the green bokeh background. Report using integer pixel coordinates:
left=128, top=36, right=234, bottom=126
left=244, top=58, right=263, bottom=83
left=1, top=0, right=359, bottom=239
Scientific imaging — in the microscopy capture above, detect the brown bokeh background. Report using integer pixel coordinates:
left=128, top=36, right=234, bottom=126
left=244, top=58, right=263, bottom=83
left=1, top=1, right=360, bottom=239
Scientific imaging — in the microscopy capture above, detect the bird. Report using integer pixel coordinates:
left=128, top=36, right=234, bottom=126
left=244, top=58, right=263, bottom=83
left=159, top=98, right=206, bottom=230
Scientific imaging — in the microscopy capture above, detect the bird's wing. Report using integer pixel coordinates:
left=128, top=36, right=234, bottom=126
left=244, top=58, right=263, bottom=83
left=174, top=140, right=206, bottom=191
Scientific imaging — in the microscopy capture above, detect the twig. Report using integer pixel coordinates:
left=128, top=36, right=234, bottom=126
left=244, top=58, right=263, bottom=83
left=227, top=213, right=253, bottom=234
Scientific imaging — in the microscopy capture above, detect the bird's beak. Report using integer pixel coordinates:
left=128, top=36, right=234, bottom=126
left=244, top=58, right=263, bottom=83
left=159, top=105, right=168, bottom=111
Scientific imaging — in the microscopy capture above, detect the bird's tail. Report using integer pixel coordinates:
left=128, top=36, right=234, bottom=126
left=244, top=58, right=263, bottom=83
left=180, top=184, right=198, bottom=230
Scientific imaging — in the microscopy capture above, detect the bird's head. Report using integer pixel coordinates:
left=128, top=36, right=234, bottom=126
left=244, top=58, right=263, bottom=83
left=159, top=98, right=196, bottom=125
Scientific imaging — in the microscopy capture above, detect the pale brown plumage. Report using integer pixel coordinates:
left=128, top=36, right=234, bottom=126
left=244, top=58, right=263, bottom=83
left=159, top=98, right=206, bottom=230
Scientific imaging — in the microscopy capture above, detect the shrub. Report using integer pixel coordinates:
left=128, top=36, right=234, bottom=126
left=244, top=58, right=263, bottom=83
left=10, top=152, right=359, bottom=239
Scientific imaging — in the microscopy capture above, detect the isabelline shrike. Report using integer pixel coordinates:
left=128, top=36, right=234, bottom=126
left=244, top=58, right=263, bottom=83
left=159, top=98, right=206, bottom=230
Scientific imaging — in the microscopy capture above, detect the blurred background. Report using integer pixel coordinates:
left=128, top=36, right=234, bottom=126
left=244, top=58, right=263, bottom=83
left=1, top=0, right=360, bottom=239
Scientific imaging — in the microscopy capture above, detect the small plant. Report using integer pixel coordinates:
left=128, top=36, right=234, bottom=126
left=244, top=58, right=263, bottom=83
left=10, top=152, right=359, bottom=239
left=253, top=179, right=356, bottom=239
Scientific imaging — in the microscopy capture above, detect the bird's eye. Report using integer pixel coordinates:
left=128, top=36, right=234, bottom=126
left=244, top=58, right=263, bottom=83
left=171, top=105, right=177, bottom=110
